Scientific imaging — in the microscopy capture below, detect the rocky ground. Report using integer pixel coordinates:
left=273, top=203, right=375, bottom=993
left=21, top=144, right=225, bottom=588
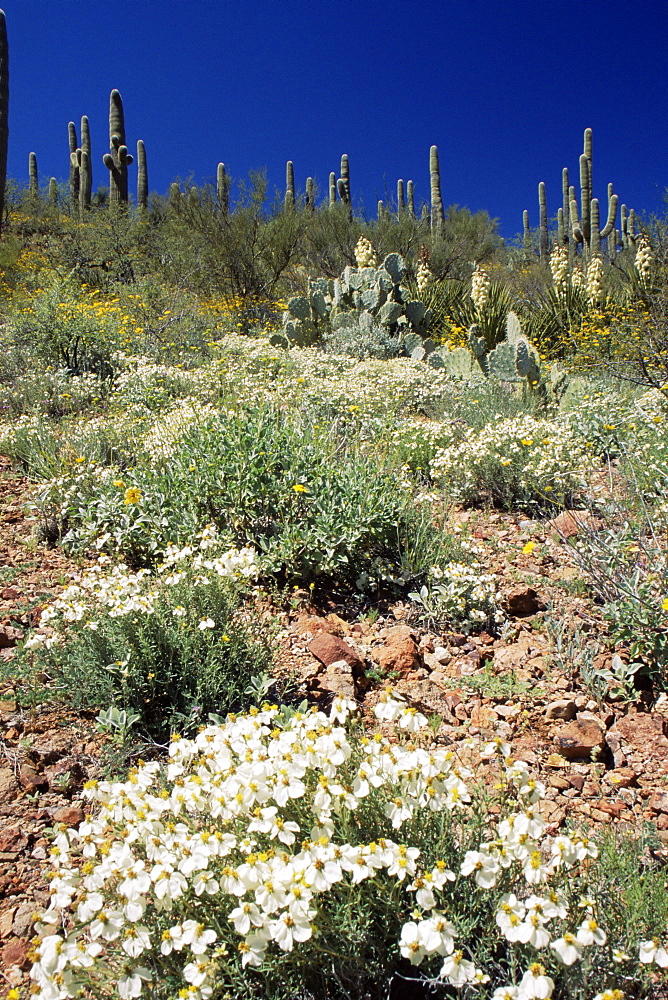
left=0, top=459, right=667, bottom=992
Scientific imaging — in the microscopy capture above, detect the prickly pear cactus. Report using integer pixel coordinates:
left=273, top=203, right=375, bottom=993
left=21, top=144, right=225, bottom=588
left=277, top=253, right=432, bottom=352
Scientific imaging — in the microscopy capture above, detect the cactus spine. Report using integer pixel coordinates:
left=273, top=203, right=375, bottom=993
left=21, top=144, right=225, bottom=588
left=429, top=145, right=444, bottom=235
left=103, top=89, right=133, bottom=207
left=216, top=163, right=229, bottom=216
left=28, top=151, right=37, bottom=198
left=0, top=9, right=7, bottom=231
left=284, top=160, right=295, bottom=211
left=136, top=139, right=148, bottom=210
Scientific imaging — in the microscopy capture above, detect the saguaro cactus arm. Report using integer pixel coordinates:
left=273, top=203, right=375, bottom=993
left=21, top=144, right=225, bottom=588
left=600, top=188, right=618, bottom=239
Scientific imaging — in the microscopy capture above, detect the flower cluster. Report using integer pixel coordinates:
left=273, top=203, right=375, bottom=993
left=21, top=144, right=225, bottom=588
left=29, top=698, right=660, bottom=1000
left=416, top=259, right=433, bottom=296
left=471, top=265, right=491, bottom=314
left=26, top=526, right=259, bottom=647
left=634, top=236, right=653, bottom=284
left=353, top=236, right=377, bottom=269
left=586, top=255, right=605, bottom=309
left=549, top=246, right=569, bottom=295
left=430, top=414, right=594, bottom=507
left=411, top=559, right=503, bottom=631
left=143, top=400, right=220, bottom=462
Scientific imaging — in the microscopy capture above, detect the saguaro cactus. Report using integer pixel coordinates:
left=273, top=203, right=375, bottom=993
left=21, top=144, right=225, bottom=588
left=561, top=167, right=570, bottom=246
left=538, top=182, right=548, bottom=259
left=397, top=178, right=405, bottom=216
left=523, top=210, right=531, bottom=253
left=68, top=121, right=79, bottom=205
left=79, top=115, right=91, bottom=210
left=28, top=151, right=38, bottom=198
left=0, top=10, right=8, bottom=231
left=136, top=139, right=148, bottom=210
left=525, top=128, right=625, bottom=260
left=48, top=177, right=58, bottom=207
left=216, top=163, right=229, bottom=216
left=169, top=182, right=181, bottom=213
left=337, top=154, right=352, bottom=217
left=305, top=176, right=315, bottom=212
left=429, top=145, right=445, bottom=236
left=407, top=180, right=415, bottom=218
left=102, top=89, right=133, bottom=207
left=284, top=160, right=295, bottom=211
left=329, top=171, right=336, bottom=208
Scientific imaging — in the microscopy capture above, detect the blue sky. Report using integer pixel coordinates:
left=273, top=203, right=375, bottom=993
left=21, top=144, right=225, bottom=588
left=2, top=0, right=667, bottom=238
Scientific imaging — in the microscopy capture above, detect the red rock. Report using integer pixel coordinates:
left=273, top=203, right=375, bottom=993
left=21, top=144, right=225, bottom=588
left=295, top=615, right=343, bottom=638
left=0, top=826, right=28, bottom=855
left=44, top=758, right=86, bottom=793
left=0, top=768, right=19, bottom=804
left=470, top=706, right=498, bottom=728
left=553, top=719, right=605, bottom=760
left=545, top=699, right=577, bottom=721
left=375, top=636, right=422, bottom=676
left=52, top=805, right=85, bottom=827
left=549, top=509, right=601, bottom=540
left=308, top=633, right=364, bottom=675
left=603, top=768, right=637, bottom=790
left=316, top=662, right=358, bottom=700
left=502, top=587, right=546, bottom=618
left=18, top=764, right=48, bottom=794
left=649, top=790, right=668, bottom=815
left=0, top=626, right=22, bottom=650
left=606, top=713, right=668, bottom=770
left=1, top=937, right=29, bottom=969
left=0, top=908, right=15, bottom=938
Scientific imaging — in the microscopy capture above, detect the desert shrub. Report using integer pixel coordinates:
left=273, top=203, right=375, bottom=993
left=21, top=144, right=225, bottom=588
left=431, top=414, right=594, bottom=510
left=7, top=275, right=127, bottom=375
left=1, top=411, right=146, bottom=480
left=29, top=699, right=668, bottom=1000
left=34, top=405, right=450, bottom=589
left=20, top=529, right=270, bottom=739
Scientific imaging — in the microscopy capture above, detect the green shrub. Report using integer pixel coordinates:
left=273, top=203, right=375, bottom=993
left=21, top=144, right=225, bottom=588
left=20, top=533, right=270, bottom=739
left=40, top=405, right=447, bottom=589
